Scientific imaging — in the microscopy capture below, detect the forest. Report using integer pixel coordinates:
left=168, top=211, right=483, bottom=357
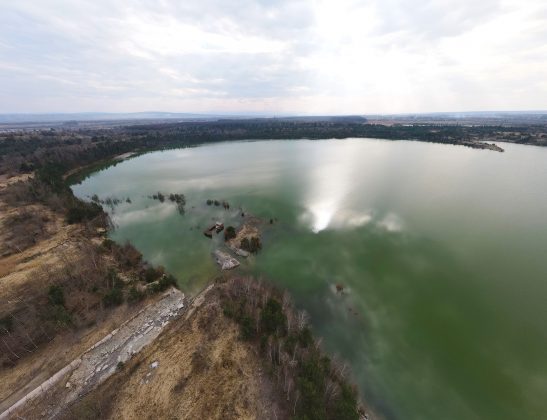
left=2, top=118, right=546, bottom=177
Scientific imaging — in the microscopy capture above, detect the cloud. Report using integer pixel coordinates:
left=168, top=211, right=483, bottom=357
left=0, top=0, right=545, bottom=113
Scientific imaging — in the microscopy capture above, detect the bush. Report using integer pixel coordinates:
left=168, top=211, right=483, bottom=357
left=224, top=226, right=236, bottom=241
left=296, top=355, right=330, bottom=419
left=250, top=237, right=261, bottom=252
left=151, top=192, right=166, bottom=202
left=299, top=327, right=313, bottom=348
left=103, top=287, right=123, bottom=307
left=149, top=274, right=178, bottom=293
left=19, top=162, right=33, bottom=172
left=158, top=274, right=178, bottom=290
left=222, top=297, right=248, bottom=324
left=240, top=315, right=255, bottom=340
left=330, top=383, right=359, bottom=420
left=260, top=298, right=286, bottom=335
left=222, top=306, right=234, bottom=317
left=36, top=163, right=67, bottom=193
left=113, top=242, right=142, bottom=268
left=106, top=269, right=124, bottom=289
left=0, top=316, right=13, bottom=334
left=240, top=236, right=261, bottom=253
left=168, top=193, right=185, bottom=204
left=66, top=201, right=103, bottom=224
left=48, top=285, right=65, bottom=306
left=48, top=303, right=72, bottom=326
left=127, top=286, right=145, bottom=303
left=143, top=267, right=162, bottom=283
left=240, top=238, right=250, bottom=251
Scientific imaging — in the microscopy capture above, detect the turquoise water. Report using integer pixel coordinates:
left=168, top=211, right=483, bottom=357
left=72, top=138, right=547, bottom=419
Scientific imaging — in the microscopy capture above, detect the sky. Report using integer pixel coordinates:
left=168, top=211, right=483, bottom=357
left=0, top=0, right=546, bottom=115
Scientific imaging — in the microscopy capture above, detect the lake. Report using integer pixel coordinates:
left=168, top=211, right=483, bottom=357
left=72, top=138, right=547, bottom=419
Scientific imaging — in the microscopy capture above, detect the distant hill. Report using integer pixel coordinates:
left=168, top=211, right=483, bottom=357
left=0, top=112, right=225, bottom=124
left=0, top=112, right=368, bottom=126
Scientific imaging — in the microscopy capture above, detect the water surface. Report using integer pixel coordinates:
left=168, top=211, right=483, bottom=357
left=72, top=138, right=547, bottom=419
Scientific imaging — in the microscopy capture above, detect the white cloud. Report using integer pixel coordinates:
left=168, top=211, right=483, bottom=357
left=0, top=0, right=545, bottom=113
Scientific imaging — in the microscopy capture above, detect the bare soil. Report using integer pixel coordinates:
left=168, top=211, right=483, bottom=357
left=0, top=178, right=161, bottom=413
left=56, top=284, right=285, bottom=420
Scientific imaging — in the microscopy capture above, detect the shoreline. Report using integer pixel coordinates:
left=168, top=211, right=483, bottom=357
left=1, top=156, right=368, bottom=419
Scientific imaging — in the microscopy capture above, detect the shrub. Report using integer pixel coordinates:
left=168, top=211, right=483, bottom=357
left=158, top=274, right=178, bottom=290
left=66, top=201, right=102, bottom=224
left=19, top=162, right=33, bottom=172
left=240, top=315, right=255, bottom=340
left=222, top=301, right=237, bottom=319
left=36, top=163, right=67, bottom=193
left=0, top=316, right=13, bottom=334
left=148, top=283, right=161, bottom=293
left=103, top=287, right=123, bottom=307
left=250, top=237, right=262, bottom=253
left=240, top=237, right=250, bottom=251
left=330, top=383, right=359, bottom=420
left=240, top=236, right=261, bottom=253
left=107, top=270, right=124, bottom=289
left=151, top=192, right=166, bottom=202
left=296, top=355, right=330, bottom=419
left=143, top=267, right=162, bottom=283
left=127, top=286, right=145, bottom=303
left=260, top=298, right=286, bottom=335
left=299, top=327, right=313, bottom=348
left=168, top=193, right=185, bottom=204
left=148, top=274, right=178, bottom=294
left=113, top=242, right=142, bottom=268
left=224, top=226, right=236, bottom=241
left=49, top=304, right=72, bottom=326
left=48, top=285, right=65, bottom=306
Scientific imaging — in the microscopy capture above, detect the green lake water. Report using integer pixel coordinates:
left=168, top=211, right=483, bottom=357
left=72, top=138, right=547, bottom=419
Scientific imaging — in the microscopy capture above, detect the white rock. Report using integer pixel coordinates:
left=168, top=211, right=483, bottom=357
left=213, top=250, right=240, bottom=270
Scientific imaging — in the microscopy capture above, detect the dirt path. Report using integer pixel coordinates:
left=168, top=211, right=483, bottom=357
left=54, top=282, right=284, bottom=420
left=1, top=288, right=186, bottom=419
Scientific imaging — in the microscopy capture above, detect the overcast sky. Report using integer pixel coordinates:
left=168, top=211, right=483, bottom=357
left=0, top=0, right=545, bottom=114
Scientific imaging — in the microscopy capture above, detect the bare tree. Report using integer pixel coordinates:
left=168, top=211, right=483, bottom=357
left=325, top=378, right=340, bottom=404
left=293, top=390, right=299, bottom=415
left=296, top=310, right=309, bottom=332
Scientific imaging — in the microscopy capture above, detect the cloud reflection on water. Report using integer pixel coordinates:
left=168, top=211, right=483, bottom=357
left=378, top=212, right=404, bottom=232
left=301, top=140, right=404, bottom=234
left=302, top=141, right=356, bottom=232
left=111, top=202, right=175, bottom=226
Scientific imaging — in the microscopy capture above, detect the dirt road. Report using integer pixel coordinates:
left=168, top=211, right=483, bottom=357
left=1, top=288, right=186, bottom=419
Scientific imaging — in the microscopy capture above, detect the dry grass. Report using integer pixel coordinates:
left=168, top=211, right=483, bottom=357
left=0, top=178, right=163, bottom=412
left=59, top=289, right=285, bottom=420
